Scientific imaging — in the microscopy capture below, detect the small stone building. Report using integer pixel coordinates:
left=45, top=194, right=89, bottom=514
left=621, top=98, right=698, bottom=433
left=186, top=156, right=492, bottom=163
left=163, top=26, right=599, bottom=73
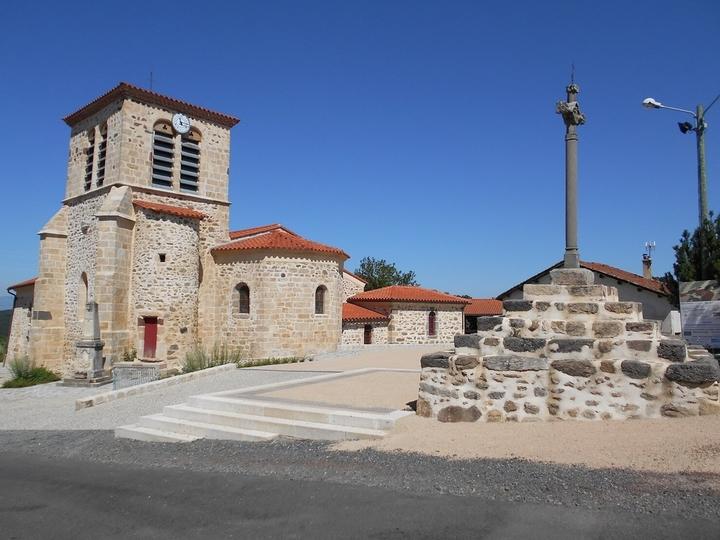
left=463, top=298, right=502, bottom=334
left=6, top=83, right=353, bottom=374
left=344, top=286, right=469, bottom=345
left=340, top=303, right=390, bottom=347
left=6, top=278, right=36, bottom=361
left=497, top=261, right=673, bottom=321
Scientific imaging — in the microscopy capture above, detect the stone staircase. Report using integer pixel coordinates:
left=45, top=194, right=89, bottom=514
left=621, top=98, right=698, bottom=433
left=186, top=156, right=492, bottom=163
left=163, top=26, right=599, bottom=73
left=116, top=391, right=409, bottom=443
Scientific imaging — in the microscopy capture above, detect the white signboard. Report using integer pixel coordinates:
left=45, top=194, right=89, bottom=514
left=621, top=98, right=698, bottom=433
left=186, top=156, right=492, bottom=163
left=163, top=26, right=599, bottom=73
left=679, top=280, right=720, bottom=349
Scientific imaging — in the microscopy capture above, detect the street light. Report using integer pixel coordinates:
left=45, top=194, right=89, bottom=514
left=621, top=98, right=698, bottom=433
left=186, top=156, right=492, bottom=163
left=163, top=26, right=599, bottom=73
left=642, top=92, right=720, bottom=227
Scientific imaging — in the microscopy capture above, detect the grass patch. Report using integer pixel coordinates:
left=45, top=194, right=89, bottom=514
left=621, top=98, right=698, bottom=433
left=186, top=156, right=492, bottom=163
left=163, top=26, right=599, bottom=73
left=2, top=356, right=60, bottom=388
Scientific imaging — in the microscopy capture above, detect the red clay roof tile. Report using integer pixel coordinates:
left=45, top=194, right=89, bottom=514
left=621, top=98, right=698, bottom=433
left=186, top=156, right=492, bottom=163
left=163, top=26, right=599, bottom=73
left=580, top=261, right=670, bottom=296
left=63, top=82, right=240, bottom=128
left=229, top=224, right=299, bottom=240
left=348, top=285, right=471, bottom=304
left=213, top=229, right=348, bottom=259
left=465, top=298, right=503, bottom=316
left=342, top=303, right=389, bottom=322
left=7, top=277, right=37, bottom=291
left=133, top=200, right=207, bottom=220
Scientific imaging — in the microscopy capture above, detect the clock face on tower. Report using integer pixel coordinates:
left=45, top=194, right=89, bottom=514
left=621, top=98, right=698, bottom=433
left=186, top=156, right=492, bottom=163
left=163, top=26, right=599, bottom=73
left=172, top=113, right=191, bottom=134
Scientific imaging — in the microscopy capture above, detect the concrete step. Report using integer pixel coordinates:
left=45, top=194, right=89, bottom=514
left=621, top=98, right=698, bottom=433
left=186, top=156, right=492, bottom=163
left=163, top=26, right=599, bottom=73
left=115, top=424, right=200, bottom=443
left=187, top=395, right=396, bottom=430
left=162, top=404, right=388, bottom=441
left=138, top=414, right=278, bottom=442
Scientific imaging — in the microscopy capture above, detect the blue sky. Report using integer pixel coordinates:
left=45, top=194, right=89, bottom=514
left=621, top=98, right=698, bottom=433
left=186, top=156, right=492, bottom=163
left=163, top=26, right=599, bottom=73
left=1, top=0, right=719, bottom=308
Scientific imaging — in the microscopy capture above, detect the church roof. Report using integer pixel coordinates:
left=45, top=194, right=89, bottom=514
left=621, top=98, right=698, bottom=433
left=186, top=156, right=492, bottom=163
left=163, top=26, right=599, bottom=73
left=229, top=223, right=299, bottom=240
left=63, top=82, right=240, bottom=128
left=7, top=277, right=37, bottom=292
left=496, top=260, right=671, bottom=299
left=213, top=228, right=348, bottom=259
left=348, top=285, right=471, bottom=305
left=342, top=303, right=389, bottom=322
left=464, top=298, right=503, bottom=316
left=133, top=200, right=207, bottom=220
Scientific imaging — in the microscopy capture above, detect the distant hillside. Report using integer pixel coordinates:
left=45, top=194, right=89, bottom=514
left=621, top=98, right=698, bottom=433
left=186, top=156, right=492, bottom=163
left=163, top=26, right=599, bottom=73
left=0, top=309, right=11, bottom=339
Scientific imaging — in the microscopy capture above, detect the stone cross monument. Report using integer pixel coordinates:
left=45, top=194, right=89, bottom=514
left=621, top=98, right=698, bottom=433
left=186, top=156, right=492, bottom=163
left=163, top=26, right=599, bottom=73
left=556, top=82, right=586, bottom=269
left=67, top=300, right=110, bottom=386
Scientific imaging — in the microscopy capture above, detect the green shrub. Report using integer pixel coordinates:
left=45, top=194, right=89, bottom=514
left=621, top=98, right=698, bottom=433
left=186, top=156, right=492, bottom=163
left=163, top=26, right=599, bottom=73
left=182, top=343, right=244, bottom=373
left=121, top=348, right=137, bottom=362
left=0, top=336, right=7, bottom=364
left=3, top=356, right=60, bottom=388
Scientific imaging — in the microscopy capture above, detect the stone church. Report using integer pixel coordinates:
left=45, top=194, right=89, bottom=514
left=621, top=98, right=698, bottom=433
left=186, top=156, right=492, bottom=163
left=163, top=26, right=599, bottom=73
left=6, top=83, right=356, bottom=375
left=7, top=83, right=468, bottom=376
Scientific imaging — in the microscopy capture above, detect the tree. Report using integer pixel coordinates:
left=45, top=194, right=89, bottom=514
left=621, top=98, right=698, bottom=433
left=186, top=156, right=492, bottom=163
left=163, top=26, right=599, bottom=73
left=663, top=212, right=720, bottom=306
left=354, top=257, right=418, bottom=291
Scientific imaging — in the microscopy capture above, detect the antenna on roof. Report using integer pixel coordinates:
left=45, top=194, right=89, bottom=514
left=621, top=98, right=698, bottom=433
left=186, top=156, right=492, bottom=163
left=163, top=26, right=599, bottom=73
left=644, top=241, right=656, bottom=260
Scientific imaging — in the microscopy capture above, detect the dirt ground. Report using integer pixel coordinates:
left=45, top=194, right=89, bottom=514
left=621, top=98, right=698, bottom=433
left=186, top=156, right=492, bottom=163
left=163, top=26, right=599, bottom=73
left=335, top=413, right=720, bottom=476
left=261, top=345, right=720, bottom=476
left=261, top=371, right=420, bottom=410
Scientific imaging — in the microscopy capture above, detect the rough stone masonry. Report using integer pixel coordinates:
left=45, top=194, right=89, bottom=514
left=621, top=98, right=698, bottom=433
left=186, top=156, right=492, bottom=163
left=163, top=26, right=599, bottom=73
left=417, top=269, right=720, bottom=422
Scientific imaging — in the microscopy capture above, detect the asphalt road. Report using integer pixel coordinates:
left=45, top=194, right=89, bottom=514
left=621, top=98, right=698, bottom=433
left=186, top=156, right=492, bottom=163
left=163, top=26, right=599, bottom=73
left=2, top=450, right=718, bottom=540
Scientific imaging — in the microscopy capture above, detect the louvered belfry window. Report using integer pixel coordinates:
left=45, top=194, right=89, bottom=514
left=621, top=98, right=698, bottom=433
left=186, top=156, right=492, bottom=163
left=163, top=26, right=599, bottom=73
left=96, top=125, right=107, bottom=187
left=180, top=129, right=201, bottom=192
left=84, top=130, right=95, bottom=191
left=151, top=121, right=175, bottom=189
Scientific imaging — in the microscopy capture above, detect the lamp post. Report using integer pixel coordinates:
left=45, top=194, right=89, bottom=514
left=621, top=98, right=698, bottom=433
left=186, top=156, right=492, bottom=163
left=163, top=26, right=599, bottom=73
left=642, top=94, right=719, bottom=227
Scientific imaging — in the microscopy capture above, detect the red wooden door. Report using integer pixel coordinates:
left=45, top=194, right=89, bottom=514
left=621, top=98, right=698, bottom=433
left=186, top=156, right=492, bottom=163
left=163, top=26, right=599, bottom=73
left=143, top=317, right=158, bottom=359
left=363, top=325, right=372, bottom=345
left=428, top=311, right=437, bottom=337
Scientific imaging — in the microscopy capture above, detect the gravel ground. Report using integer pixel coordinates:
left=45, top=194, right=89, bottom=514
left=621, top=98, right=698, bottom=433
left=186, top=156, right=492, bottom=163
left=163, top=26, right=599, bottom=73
left=2, top=429, right=719, bottom=522
left=0, top=368, right=318, bottom=430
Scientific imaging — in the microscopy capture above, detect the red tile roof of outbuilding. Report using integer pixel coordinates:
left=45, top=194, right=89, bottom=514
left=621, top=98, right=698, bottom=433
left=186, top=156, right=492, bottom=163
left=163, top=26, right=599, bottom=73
left=348, top=285, right=471, bottom=304
left=465, top=298, right=503, bottom=316
left=342, top=303, right=389, bottom=322
left=63, top=82, right=240, bottom=128
left=580, top=261, right=669, bottom=296
left=213, top=228, right=348, bottom=259
left=133, top=200, right=207, bottom=220
left=7, top=277, right=37, bottom=291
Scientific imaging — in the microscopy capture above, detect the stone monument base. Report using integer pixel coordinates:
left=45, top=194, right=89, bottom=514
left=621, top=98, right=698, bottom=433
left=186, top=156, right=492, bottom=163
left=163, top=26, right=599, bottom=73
left=60, top=372, right=113, bottom=388
left=418, top=269, right=720, bottom=422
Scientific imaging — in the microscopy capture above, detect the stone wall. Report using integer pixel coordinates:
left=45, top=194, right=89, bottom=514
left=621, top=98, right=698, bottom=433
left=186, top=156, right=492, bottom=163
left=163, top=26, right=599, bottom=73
left=211, top=251, right=343, bottom=359
left=6, top=285, right=34, bottom=361
left=130, top=207, right=201, bottom=368
left=62, top=194, right=105, bottom=369
left=341, top=322, right=389, bottom=347
left=418, top=271, right=720, bottom=423
left=342, top=272, right=365, bottom=301
left=504, top=270, right=674, bottom=322
left=389, top=303, right=463, bottom=344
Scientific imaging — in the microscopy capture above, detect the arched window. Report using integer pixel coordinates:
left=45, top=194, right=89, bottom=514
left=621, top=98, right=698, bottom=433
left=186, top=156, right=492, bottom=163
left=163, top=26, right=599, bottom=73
left=315, top=285, right=326, bottom=314
left=428, top=311, right=437, bottom=337
left=235, top=283, right=250, bottom=314
left=84, top=129, right=94, bottom=191
left=96, top=124, right=107, bottom=187
left=180, top=128, right=201, bottom=192
left=78, top=273, right=88, bottom=321
left=151, top=121, right=174, bottom=189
